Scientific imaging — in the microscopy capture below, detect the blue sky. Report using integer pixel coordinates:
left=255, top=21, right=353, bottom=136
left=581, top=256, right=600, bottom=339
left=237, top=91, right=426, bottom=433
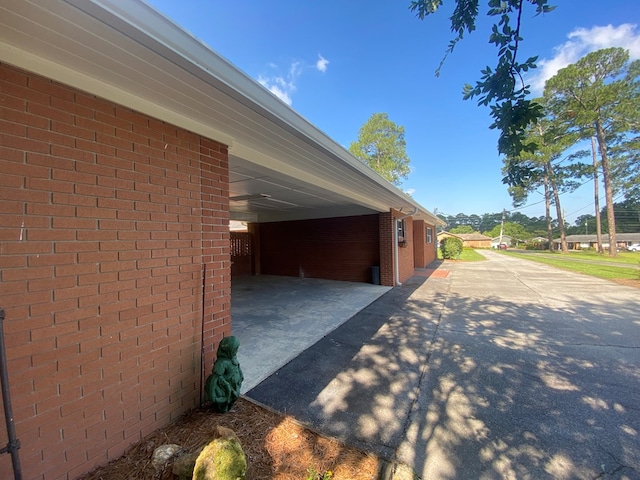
left=145, top=0, right=640, bottom=225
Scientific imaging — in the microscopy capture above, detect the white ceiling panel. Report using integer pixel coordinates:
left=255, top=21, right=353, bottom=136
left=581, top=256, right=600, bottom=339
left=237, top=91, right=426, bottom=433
left=0, top=0, right=444, bottom=226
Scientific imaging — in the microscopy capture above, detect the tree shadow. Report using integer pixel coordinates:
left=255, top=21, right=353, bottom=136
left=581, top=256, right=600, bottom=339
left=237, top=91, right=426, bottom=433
left=246, top=275, right=640, bottom=479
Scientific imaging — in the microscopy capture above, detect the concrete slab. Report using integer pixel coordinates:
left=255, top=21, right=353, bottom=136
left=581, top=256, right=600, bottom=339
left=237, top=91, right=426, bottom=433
left=246, top=251, right=640, bottom=479
left=231, top=275, right=391, bottom=393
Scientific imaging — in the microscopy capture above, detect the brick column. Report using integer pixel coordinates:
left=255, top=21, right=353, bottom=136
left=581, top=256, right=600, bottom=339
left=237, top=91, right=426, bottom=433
left=379, top=211, right=395, bottom=286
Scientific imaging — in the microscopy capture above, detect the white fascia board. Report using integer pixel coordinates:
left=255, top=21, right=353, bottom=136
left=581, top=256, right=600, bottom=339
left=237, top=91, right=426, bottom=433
left=0, top=42, right=235, bottom=148
left=65, top=0, right=436, bottom=216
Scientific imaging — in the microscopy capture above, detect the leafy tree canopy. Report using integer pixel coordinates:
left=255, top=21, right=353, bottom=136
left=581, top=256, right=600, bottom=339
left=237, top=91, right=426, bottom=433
left=450, top=225, right=476, bottom=234
left=349, top=113, right=411, bottom=186
left=483, top=221, right=530, bottom=240
left=543, top=47, right=640, bottom=254
left=410, top=0, right=555, bottom=179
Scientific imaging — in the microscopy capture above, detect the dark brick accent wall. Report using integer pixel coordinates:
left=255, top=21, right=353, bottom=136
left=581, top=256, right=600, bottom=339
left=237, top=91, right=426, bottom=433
left=258, top=215, right=380, bottom=283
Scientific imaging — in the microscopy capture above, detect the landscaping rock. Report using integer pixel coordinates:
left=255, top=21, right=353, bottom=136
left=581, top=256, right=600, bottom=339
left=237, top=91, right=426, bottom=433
left=192, top=433, right=246, bottom=480
left=151, top=443, right=182, bottom=470
left=172, top=448, right=204, bottom=480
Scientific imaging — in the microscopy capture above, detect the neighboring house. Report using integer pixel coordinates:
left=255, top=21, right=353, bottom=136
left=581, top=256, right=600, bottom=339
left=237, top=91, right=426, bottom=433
left=531, top=236, right=549, bottom=244
left=491, top=235, right=515, bottom=248
left=458, top=233, right=492, bottom=249
left=437, top=231, right=461, bottom=245
left=437, top=232, right=492, bottom=249
left=0, top=2, right=444, bottom=479
left=554, top=233, right=640, bottom=250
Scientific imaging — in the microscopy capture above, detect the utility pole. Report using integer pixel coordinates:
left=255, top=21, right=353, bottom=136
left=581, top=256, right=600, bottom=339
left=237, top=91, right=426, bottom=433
left=499, top=209, right=506, bottom=248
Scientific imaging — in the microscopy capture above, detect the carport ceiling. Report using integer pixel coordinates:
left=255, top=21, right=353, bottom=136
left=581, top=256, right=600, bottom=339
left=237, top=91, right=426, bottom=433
left=0, top=0, right=440, bottom=225
left=229, top=156, right=382, bottom=223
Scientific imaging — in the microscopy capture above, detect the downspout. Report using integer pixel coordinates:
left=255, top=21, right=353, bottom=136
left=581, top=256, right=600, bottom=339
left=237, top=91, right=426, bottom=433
left=394, top=207, right=418, bottom=286
left=0, top=308, right=22, bottom=480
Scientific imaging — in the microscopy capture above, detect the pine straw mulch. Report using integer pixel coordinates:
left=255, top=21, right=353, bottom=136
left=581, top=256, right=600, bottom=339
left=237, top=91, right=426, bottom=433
left=78, top=397, right=381, bottom=480
left=611, top=278, right=640, bottom=288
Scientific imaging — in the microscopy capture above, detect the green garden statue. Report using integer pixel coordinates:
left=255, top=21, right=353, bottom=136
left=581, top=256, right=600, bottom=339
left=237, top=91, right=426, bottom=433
left=205, top=336, right=243, bottom=413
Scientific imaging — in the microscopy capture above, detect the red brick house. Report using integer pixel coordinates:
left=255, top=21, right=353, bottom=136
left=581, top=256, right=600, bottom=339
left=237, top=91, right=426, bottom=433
left=0, top=1, right=442, bottom=478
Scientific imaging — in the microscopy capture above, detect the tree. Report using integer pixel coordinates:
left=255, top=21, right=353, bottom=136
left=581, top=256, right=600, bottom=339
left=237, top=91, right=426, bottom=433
left=410, top=0, right=555, bottom=165
left=544, top=48, right=640, bottom=256
left=503, top=103, right=585, bottom=253
left=450, top=225, right=475, bottom=234
left=349, top=113, right=411, bottom=186
left=484, top=221, right=530, bottom=242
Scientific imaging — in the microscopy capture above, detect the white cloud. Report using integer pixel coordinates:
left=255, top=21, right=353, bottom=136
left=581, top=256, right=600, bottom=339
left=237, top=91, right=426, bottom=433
left=258, top=62, right=302, bottom=106
left=316, top=54, right=329, bottom=73
left=529, top=23, right=640, bottom=95
left=404, top=188, right=416, bottom=196
left=258, top=54, right=330, bottom=105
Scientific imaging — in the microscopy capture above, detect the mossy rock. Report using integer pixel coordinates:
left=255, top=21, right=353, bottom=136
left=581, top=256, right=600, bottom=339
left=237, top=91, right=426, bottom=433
left=192, top=436, right=246, bottom=480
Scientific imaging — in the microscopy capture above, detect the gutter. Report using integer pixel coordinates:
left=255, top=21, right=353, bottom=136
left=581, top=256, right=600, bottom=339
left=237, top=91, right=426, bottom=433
left=394, top=207, right=418, bottom=286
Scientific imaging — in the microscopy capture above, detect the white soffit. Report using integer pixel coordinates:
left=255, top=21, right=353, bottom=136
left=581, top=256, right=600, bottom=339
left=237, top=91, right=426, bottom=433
left=0, top=0, right=442, bottom=224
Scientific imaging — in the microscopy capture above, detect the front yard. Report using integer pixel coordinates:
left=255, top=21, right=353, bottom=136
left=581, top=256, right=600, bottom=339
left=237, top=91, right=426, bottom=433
left=499, top=249, right=640, bottom=287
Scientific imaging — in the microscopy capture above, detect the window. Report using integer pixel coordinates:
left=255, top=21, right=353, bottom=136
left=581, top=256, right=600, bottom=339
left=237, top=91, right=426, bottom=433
left=426, top=227, right=432, bottom=244
left=397, top=219, right=406, bottom=244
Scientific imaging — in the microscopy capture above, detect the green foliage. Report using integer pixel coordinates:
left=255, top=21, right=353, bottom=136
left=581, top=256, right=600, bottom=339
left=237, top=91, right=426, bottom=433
left=349, top=113, right=411, bottom=186
left=440, top=236, right=463, bottom=259
left=410, top=0, right=556, bottom=165
left=544, top=47, right=640, bottom=254
left=483, top=221, right=530, bottom=241
left=306, top=467, right=333, bottom=480
left=567, top=200, right=640, bottom=234
left=450, top=225, right=476, bottom=234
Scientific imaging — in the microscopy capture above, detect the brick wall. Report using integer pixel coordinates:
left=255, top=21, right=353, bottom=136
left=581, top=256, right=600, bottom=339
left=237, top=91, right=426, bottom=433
left=424, top=224, right=437, bottom=265
left=395, top=212, right=414, bottom=284
left=378, top=212, right=394, bottom=286
left=0, top=63, right=230, bottom=479
left=412, top=220, right=437, bottom=268
left=258, top=215, right=380, bottom=283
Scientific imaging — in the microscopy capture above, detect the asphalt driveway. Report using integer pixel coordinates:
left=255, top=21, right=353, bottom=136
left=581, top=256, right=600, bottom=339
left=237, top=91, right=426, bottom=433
left=246, top=250, right=640, bottom=479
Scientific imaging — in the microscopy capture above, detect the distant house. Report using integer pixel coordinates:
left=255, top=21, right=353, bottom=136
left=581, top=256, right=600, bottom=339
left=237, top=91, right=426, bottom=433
left=554, top=233, right=640, bottom=250
left=437, top=231, right=492, bottom=249
left=491, top=235, right=515, bottom=248
left=531, top=236, right=549, bottom=244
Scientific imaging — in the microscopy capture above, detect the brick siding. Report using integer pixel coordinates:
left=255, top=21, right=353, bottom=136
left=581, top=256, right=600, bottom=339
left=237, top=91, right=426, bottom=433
left=378, top=212, right=394, bottom=286
left=258, top=215, right=380, bottom=283
left=395, top=211, right=414, bottom=284
left=412, top=220, right=437, bottom=268
left=0, top=63, right=230, bottom=479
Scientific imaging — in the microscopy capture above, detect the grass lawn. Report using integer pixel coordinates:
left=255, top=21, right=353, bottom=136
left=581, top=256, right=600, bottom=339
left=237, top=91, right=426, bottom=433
left=437, top=248, right=486, bottom=261
left=503, top=250, right=640, bottom=280
left=552, top=250, right=640, bottom=265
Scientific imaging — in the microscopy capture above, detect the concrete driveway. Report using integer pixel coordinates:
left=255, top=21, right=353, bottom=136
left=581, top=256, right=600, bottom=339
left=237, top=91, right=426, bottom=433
left=247, top=250, right=640, bottom=479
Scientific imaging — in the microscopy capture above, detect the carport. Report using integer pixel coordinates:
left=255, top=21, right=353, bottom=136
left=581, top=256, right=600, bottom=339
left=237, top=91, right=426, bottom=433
left=0, top=1, right=443, bottom=477
left=231, top=275, right=392, bottom=392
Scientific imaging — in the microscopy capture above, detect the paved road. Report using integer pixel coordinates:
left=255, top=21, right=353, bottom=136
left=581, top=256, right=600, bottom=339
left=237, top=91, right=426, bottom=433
left=247, top=250, right=640, bottom=479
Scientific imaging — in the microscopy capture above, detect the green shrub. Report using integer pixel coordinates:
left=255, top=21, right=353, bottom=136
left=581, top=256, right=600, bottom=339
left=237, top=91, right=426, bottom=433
left=440, top=237, right=463, bottom=259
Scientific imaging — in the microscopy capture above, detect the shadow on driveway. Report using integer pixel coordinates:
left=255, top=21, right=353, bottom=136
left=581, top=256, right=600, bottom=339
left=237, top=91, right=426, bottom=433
left=247, top=264, right=640, bottom=479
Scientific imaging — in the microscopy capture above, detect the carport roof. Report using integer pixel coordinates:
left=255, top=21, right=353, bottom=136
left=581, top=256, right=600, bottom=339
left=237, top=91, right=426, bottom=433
left=0, top=0, right=444, bottom=226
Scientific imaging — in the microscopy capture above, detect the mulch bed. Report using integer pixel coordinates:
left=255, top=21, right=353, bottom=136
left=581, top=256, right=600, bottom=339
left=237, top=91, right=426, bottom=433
left=77, top=397, right=380, bottom=480
left=611, top=278, right=640, bottom=289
